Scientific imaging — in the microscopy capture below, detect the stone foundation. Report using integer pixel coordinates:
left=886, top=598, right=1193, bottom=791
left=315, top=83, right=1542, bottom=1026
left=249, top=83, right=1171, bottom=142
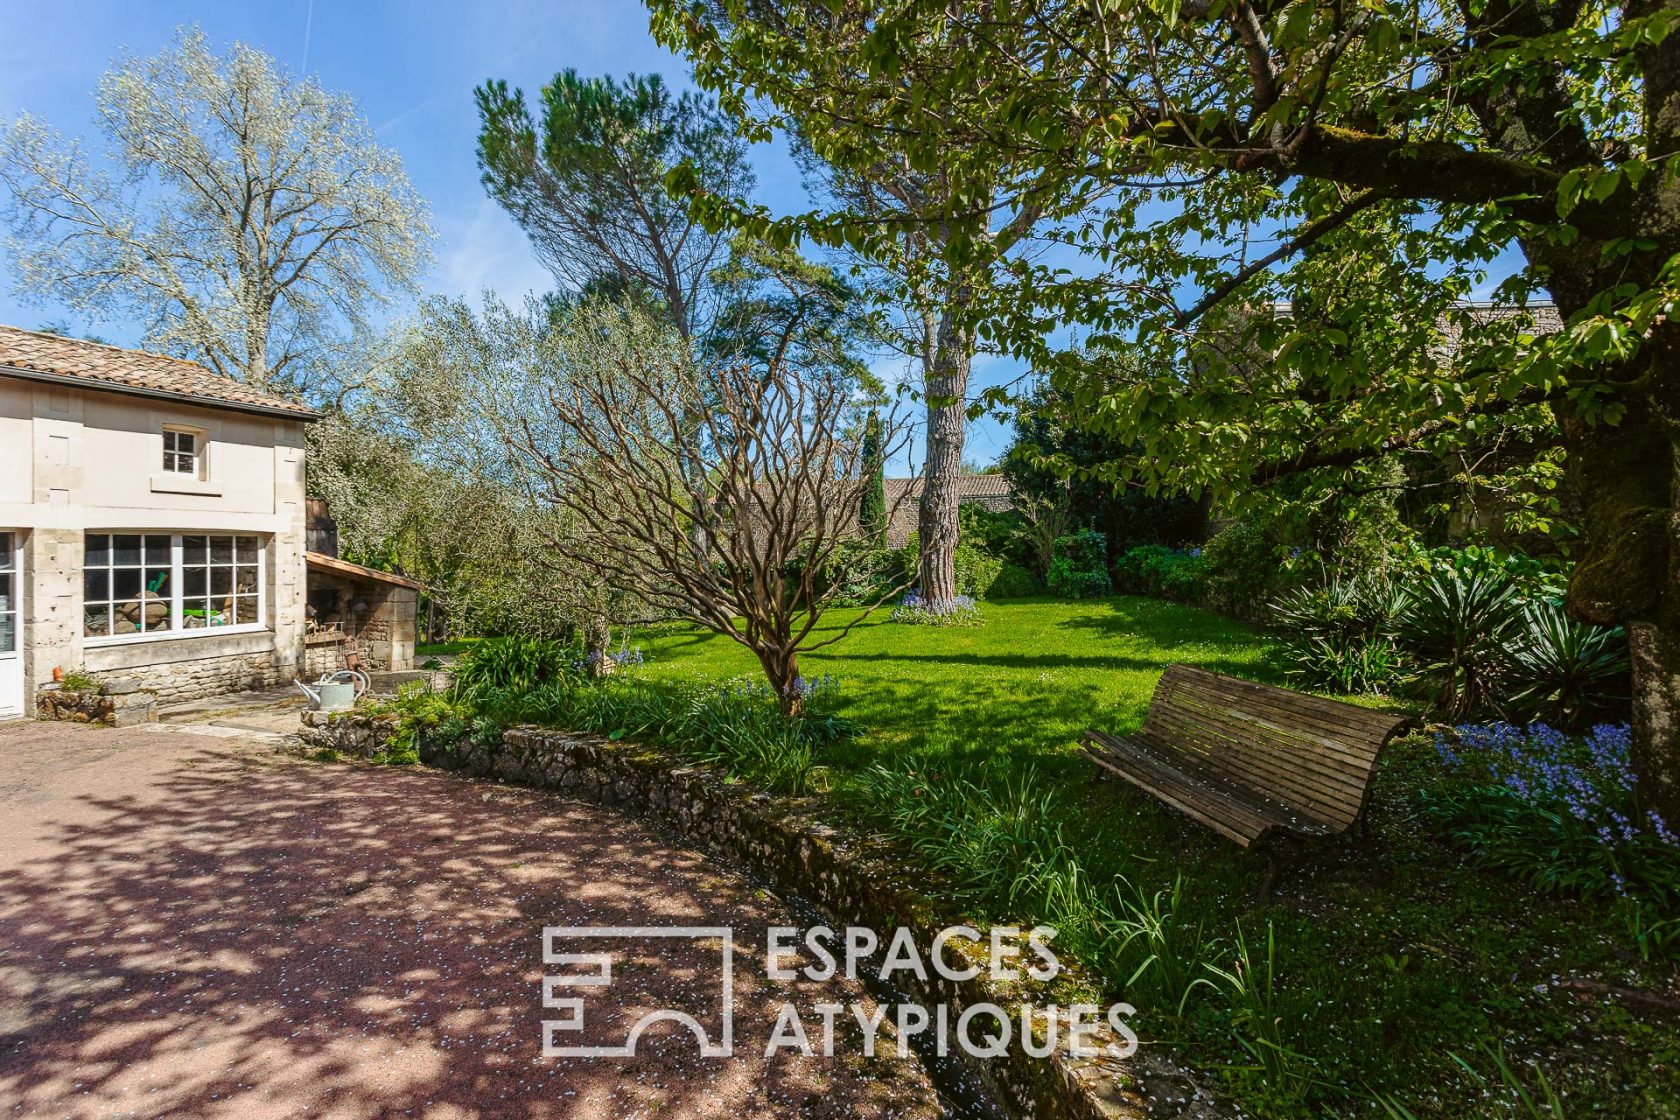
left=36, top=680, right=158, bottom=726
left=299, top=712, right=1229, bottom=1120
left=87, top=653, right=282, bottom=705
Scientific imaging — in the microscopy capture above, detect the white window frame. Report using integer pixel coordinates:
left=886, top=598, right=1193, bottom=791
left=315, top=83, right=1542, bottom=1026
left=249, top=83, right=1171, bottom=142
left=83, top=532, right=267, bottom=647
left=161, top=425, right=207, bottom=479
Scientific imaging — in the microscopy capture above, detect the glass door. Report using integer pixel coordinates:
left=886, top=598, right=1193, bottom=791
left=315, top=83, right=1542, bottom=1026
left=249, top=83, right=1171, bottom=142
left=0, top=534, right=21, bottom=719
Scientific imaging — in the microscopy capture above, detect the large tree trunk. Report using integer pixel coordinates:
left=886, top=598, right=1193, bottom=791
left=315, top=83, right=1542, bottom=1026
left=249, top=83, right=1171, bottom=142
left=917, top=310, right=972, bottom=605
left=1629, top=622, right=1680, bottom=821
left=759, top=646, right=805, bottom=718
left=1565, top=387, right=1678, bottom=821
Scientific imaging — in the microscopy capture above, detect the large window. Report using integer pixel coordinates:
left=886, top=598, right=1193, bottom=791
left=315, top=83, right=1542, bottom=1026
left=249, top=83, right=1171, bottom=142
left=84, top=533, right=264, bottom=640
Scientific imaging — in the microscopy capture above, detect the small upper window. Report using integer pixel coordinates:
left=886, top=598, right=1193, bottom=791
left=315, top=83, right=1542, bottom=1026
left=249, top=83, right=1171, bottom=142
left=162, top=428, right=200, bottom=476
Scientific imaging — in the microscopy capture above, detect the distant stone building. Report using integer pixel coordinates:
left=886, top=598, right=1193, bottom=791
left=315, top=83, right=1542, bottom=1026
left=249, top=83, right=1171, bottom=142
left=880, top=474, right=1015, bottom=548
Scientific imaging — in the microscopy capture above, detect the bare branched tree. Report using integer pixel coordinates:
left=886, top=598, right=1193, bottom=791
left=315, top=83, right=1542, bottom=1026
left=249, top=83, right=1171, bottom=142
left=510, top=302, right=909, bottom=715
left=0, top=26, right=432, bottom=397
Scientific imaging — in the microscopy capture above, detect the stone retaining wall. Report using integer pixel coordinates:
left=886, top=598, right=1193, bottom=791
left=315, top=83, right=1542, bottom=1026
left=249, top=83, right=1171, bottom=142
left=298, top=712, right=1227, bottom=1120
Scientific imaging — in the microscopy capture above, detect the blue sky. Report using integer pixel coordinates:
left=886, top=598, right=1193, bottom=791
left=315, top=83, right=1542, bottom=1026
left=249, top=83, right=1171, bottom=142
left=0, top=0, right=1018, bottom=470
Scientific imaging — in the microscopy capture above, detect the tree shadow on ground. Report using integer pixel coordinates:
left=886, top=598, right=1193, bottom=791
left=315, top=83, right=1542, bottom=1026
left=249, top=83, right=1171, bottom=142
left=0, top=735, right=938, bottom=1119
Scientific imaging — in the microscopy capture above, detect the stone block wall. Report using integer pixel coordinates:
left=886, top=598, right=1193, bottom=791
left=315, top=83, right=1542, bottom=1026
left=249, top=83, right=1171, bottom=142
left=92, top=652, right=280, bottom=705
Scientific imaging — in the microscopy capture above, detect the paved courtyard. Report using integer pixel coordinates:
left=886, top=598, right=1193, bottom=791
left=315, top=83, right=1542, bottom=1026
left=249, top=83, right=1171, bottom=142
left=0, top=720, right=941, bottom=1119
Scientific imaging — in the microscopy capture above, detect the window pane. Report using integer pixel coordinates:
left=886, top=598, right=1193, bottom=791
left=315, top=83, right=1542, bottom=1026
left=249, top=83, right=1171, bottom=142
left=234, top=594, right=259, bottom=625
left=162, top=451, right=178, bottom=472
left=182, top=535, right=207, bottom=563
left=210, top=568, right=232, bottom=596
left=183, top=565, right=207, bottom=596
left=84, top=569, right=108, bottom=602
left=113, top=602, right=142, bottom=635
left=113, top=568, right=142, bottom=599
left=235, top=536, right=258, bottom=561
left=235, top=567, right=259, bottom=595
left=84, top=605, right=111, bottom=637
left=113, top=535, right=142, bottom=566
left=145, top=535, right=171, bottom=561
left=85, top=535, right=109, bottom=567
left=0, top=613, right=13, bottom=653
left=144, top=567, right=171, bottom=602
left=210, top=537, right=232, bottom=564
left=136, top=597, right=170, bottom=631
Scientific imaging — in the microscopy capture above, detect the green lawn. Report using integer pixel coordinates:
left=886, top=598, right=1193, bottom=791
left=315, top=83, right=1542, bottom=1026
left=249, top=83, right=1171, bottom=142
left=638, top=595, right=1282, bottom=768
left=620, top=597, right=1675, bottom=1120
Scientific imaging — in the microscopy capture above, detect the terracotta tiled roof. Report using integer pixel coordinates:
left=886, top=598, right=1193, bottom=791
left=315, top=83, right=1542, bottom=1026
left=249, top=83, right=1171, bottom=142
left=0, top=324, right=319, bottom=419
left=884, top=474, right=1015, bottom=502
left=306, top=552, right=423, bottom=590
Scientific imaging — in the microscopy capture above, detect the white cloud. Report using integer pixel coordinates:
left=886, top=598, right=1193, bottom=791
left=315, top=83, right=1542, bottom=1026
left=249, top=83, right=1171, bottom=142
left=429, top=196, right=554, bottom=306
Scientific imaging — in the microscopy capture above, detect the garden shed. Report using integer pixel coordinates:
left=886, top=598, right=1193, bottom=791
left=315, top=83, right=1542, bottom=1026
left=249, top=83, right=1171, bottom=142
left=304, top=551, right=420, bottom=674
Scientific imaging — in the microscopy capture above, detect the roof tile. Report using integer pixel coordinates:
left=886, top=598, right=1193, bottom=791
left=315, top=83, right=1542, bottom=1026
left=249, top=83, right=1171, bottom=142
left=0, top=324, right=318, bottom=418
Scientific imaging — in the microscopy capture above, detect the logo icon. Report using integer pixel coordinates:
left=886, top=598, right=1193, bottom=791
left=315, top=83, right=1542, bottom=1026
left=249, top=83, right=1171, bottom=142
left=541, top=925, right=735, bottom=1058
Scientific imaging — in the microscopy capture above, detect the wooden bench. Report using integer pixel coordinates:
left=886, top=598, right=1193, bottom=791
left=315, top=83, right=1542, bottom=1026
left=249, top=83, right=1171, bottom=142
left=1081, top=665, right=1413, bottom=893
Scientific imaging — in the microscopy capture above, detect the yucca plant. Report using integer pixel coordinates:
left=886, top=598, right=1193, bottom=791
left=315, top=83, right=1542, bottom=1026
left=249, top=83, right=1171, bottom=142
left=1507, top=602, right=1631, bottom=729
left=1395, top=567, right=1523, bottom=720
left=1270, top=575, right=1410, bottom=694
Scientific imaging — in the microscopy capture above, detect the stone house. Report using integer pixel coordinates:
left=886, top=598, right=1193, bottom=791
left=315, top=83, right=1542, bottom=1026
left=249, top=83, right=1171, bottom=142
left=880, top=474, right=1015, bottom=548
left=0, top=325, right=317, bottom=716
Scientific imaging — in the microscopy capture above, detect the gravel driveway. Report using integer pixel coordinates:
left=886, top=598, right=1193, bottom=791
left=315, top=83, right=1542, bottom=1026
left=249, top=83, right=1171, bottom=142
left=0, top=720, right=941, bottom=1120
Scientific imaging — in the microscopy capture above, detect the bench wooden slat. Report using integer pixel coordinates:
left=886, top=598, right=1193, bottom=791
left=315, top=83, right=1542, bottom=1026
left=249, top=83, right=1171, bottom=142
left=1081, top=731, right=1326, bottom=847
left=1143, top=705, right=1371, bottom=824
left=1084, top=665, right=1411, bottom=849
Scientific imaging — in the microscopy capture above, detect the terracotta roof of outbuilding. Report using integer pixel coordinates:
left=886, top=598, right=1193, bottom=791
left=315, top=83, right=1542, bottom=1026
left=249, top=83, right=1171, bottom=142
left=884, top=474, right=1014, bottom=502
left=0, top=324, right=319, bottom=419
left=306, top=552, right=424, bottom=590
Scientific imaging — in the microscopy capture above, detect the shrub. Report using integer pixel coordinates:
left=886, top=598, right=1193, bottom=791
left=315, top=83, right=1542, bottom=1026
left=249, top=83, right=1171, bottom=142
left=985, top=562, right=1045, bottom=599
left=1046, top=530, right=1112, bottom=599
left=1199, top=520, right=1288, bottom=620
left=1506, top=602, right=1631, bottom=730
left=958, top=503, right=1033, bottom=568
left=899, top=531, right=1008, bottom=600
left=1113, top=544, right=1208, bottom=603
left=357, top=682, right=468, bottom=764
left=450, top=635, right=576, bottom=695
left=1270, top=576, right=1411, bottom=694
left=1424, top=722, right=1679, bottom=954
left=822, top=539, right=906, bottom=606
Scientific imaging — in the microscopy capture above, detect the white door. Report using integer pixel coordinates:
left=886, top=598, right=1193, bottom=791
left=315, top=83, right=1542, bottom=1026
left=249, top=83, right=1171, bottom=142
left=0, top=534, right=21, bottom=719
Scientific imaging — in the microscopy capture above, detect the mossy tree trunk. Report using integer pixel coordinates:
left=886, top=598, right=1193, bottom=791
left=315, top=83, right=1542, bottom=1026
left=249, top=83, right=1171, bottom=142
left=1566, top=369, right=1679, bottom=822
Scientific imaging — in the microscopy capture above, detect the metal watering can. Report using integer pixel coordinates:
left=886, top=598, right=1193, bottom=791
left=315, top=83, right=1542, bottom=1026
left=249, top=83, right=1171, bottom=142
left=296, top=669, right=370, bottom=712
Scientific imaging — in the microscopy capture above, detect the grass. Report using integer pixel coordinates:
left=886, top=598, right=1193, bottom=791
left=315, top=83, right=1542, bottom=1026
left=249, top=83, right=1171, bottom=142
left=416, top=637, right=482, bottom=657
left=611, top=597, right=1677, bottom=1119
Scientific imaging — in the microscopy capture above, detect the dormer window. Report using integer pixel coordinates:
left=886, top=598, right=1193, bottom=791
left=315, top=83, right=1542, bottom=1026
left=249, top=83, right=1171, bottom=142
left=162, top=427, right=202, bottom=477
